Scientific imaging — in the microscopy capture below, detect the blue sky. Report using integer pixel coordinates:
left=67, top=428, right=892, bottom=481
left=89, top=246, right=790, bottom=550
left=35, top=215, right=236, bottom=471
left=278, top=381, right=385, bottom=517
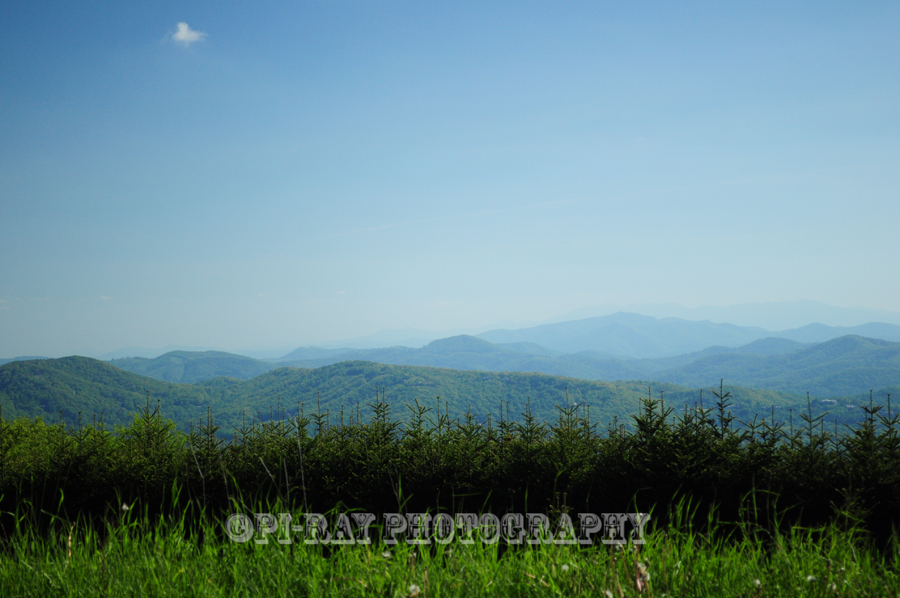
left=2, top=1, right=899, bottom=357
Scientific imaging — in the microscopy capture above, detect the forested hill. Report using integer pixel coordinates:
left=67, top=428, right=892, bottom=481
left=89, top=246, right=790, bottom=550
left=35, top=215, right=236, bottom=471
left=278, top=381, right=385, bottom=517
left=0, top=356, right=49, bottom=366
left=654, top=335, right=900, bottom=396
left=0, top=357, right=217, bottom=427
left=0, top=356, right=871, bottom=435
left=110, top=350, right=278, bottom=383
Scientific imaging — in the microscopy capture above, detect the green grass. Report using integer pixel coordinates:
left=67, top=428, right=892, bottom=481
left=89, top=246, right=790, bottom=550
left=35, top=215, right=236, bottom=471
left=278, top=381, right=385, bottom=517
left=2, top=503, right=899, bottom=597
left=3, top=388, right=900, bottom=596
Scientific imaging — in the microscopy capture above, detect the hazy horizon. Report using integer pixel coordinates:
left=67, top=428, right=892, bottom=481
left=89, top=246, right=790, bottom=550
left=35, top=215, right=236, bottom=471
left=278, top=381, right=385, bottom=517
left=3, top=2, right=899, bottom=358
left=5, top=299, right=900, bottom=360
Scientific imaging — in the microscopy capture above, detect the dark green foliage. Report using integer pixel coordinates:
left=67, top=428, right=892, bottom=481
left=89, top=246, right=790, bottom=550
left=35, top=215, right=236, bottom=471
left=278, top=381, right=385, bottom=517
left=2, top=388, right=900, bottom=546
left=0, top=356, right=218, bottom=428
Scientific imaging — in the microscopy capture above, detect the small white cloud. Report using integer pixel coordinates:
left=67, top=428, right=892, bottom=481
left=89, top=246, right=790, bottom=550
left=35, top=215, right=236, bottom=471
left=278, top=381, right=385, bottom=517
left=100, top=296, right=112, bottom=300
left=257, top=293, right=264, bottom=297
left=172, top=22, right=207, bottom=46
left=336, top=291, right=346, bottom=295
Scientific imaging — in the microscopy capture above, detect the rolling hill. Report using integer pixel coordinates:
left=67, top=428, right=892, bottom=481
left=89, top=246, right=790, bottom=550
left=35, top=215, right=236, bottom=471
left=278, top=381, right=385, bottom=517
left=276, top=335, right=649, bottom=381
left=0, top=356, right=49, bottom=367
left=0, top=357, right=218, bottom=427
left=273, top=333, right=900, bottom=398
left=655, top=335, right=900, bottom=397
left=110, top=350, right=278, bottom=383
left=100, top=331, right=900, bottom=400
left=2, top=356, right=835, bottom=434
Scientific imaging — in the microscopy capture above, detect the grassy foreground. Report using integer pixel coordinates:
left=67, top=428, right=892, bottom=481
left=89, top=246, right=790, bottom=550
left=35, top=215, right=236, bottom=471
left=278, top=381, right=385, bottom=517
left=1, top=506, right=899, bottom=597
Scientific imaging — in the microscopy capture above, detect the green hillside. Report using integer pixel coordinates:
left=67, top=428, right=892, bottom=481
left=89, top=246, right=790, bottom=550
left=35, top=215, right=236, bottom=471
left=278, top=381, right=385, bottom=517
left=200, top=360, right=643, bottom=427
left=658, top=335, right=900, bottom=396
left=1, top=356, right=869, bottom=436
left=110, top=350, right=278, bottom=383
left=0, top=357, right=218, bottom=427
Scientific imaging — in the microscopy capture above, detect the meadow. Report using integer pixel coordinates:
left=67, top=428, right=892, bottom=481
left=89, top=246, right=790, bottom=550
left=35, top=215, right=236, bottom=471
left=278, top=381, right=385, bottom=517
left=2, top=504, right=898, bottom=596
left=2, top=388, right=900, bottom=595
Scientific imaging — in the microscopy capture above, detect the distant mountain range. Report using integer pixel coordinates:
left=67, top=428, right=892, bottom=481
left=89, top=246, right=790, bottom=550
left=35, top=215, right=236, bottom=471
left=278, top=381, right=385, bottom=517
left=275, top=313, right=900, bottom=365
left=5, top=313, right=899, bottom=410
left=292, top=301, right=900, bottom=351
left=475, top=312, right=900, bottom=358
left=98, top=325, right=900, bottom=399
left=550, top=300, right=900, bottom=330
left=96, top=345, right=219, bottom=360
left=273, top=333, right=900, bottom=398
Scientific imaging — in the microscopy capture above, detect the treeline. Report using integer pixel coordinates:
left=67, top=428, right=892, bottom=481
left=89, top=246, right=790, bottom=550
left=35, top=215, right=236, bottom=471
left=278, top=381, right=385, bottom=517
left=1, top=388, right=899, bottom=544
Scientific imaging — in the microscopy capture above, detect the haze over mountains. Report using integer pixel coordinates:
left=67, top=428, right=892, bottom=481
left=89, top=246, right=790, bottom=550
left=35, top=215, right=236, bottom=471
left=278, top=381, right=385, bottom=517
left=109, top=351, right=279, bottom=384
left=259, top=313, right=900, bottom=369
left=549, top=300, right=900, bottom=330
left=7, top=301, right=894, bottom=361
left=96, top=318, right=900, bottom=399
left=472, top=312, right=900, bottom=357
left=289, top=301, right=900, bottom=353
left=276, top=334, right=900, bottom=398
left=4, top=306, right=900, bottom=422
left=4, top=307, right=900, bottom=434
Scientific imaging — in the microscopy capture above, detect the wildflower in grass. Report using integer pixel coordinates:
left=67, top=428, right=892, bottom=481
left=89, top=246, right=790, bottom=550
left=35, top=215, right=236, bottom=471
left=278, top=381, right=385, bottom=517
left=754, top=579, right=761, bottom=587
left=807, top=575, right=817, bottom=582
left=381, top=551, right=392, bottom=559
left=561, top=564, right=570, bottom=572
left=636, top=561, right=650, bottom=592
left=408, top=583, right=421, bottom=596
left=602, top=590, right=613, bottom=598
left=122, top=503, right=130, bottom=512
